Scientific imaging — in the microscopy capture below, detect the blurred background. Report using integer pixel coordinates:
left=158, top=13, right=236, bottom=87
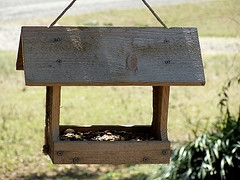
left=0, top=0, right=239, bottom=179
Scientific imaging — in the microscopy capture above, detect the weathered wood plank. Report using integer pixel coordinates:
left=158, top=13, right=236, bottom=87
left=19, top=26, right=205, bottom=86
left=152, top=86, right=170, bottom=141
left=44, top=86, right=51, bottom=155
left=52, top=141, right=171, bottom=164
left=16, top=36, right=24, bottom=70
left=45, top=86, right=61, bottom=159
left=49, top=86, right=61, bottom=142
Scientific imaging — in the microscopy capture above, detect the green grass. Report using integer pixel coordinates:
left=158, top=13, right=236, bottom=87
left=1, top=0, right=240, bottom=179
left=58, top=0, right=240, bottom=37
left=1, top=52, right=239, bottom=179
left=6, top=0, right=239, bottom=37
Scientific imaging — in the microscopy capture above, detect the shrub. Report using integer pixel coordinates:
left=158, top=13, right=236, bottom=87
left=155, top=77, right=240, bottom=180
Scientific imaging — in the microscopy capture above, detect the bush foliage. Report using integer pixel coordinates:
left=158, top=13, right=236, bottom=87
left=156, top=77, right=240, bottom=180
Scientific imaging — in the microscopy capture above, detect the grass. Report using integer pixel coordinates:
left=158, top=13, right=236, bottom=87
left=4, top=0, right=239, bottom=38
left=1, top=52, right=239, bottom=179
left=0, top=0, right=240, bottom=179
left=57, top=0, right=240, bottom=37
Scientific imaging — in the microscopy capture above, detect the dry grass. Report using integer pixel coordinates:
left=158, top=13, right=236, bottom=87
left=59, top=0, right=240, bottom=37
left=1, top=52, right=239, bottom=179
left=0, top=0, right=239, bottom=179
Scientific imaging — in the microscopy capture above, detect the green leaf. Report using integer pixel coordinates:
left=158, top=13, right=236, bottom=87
left=205, top=149, right=212, bottom=166
left=220, top=158, right=226, bottom=179
left=213, top=141, right=220, bottom=158
left=224, top=155, right=233, bottom=167
left=232, top=142, right=240, bottom=154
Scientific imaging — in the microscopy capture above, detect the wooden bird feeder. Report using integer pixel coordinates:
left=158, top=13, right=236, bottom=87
left=16, top=26, right=205, bottom=164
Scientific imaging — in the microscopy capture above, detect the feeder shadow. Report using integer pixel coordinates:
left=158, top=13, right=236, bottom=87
left=18, top=165, right=150, bottom=180
left=18, top=165, right=99, bottom=180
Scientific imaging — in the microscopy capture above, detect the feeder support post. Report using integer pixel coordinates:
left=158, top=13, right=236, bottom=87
left=152, top=86, right=170, bottom=141
left=45, top=86, right=61, bottom=156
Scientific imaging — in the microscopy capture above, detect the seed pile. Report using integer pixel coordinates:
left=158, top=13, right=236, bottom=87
left=60, top=128, right=155, bottom=141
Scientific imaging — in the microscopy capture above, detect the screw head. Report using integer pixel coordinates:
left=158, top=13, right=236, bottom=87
left=57, top=151, right=63, bottom=156
left=162, top=150, right=168, bottom=155
left=165, top=60, right=170, bottom=64
left=164, top=39, right=170, bottom=43
left=56, top=59, right=62, bottom=63
left=54, top=37, right=61, bottom=42
left=142, top=157, right=149, bottom=162
left=73, top=157, right=79, bottom=163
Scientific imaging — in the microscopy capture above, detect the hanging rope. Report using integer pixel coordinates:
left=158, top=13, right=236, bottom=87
left=49, top=0, right=168, bottom=28
left=49, top=0, right=77, bottom=27
left=142, top=0, right=168, bottom=28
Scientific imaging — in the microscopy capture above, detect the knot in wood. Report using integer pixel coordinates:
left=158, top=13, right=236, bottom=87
left=126, top=54, right=138, bottom=72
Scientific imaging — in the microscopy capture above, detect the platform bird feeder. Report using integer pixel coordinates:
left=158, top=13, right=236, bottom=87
left=16, top=26, right=205, bottom=164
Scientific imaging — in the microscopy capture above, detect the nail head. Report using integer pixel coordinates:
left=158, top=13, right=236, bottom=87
left=164, top=39, right=170, bottom=43
left=143, top=157, right=149, bottom=162
left=56, top=59, right=62, bottom=63
left=54, top=37, right=61, bottom=42
left=162, top=150, right=168, bottom=155
left=73, top=157, right=79, bottom=163
left=57, top=151, right=63, bottom=156
left=165, top=60, right=170, bottom=64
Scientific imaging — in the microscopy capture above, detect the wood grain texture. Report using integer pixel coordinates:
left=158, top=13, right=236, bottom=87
left=16, top=36, right=24, bottom=70
left=44, top=86, right=51, bottom=155
left=49, top=86, right=61, bottom=142
left=45, top=86, right=61, bottom=159
left=52, top=141, right=171, bottom=164
left=50, top=125, right=171, bottom=164
left=152, top=86, right=170, bottom=141
left=19, top=26, right=205, bottom=86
